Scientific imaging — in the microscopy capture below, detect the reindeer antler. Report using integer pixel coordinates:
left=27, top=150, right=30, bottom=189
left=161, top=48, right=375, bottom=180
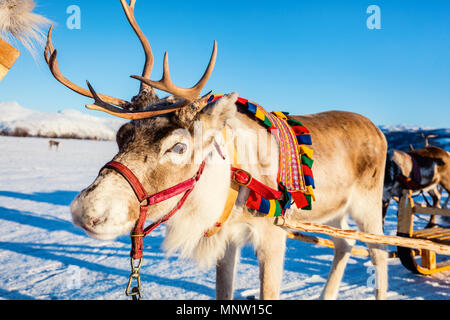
left=119, top=0, right=153, bottom=92
left=131, top=41, right=217, bottom=102
left=85, top=81, right=184, bottom=120
left=418, top=133, right=438, bottom=147
left=44, top=25, right=129, bottom=108
left=44, top=0, right=217, bottom=120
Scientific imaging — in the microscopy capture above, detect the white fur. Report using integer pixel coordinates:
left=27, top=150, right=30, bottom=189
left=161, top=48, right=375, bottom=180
left=162, top=149, right=233, bottom=267
left=71, top=170, right=137, bottom=240
left=0, top=0, right=51, bottom=55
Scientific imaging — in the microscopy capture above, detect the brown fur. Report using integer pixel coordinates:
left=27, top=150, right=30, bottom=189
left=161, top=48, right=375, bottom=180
left=288, top=111, right=387, bottom=222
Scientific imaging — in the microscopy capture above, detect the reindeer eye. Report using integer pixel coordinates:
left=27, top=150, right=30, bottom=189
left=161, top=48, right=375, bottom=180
left=169, top=143, right=187, bottom=154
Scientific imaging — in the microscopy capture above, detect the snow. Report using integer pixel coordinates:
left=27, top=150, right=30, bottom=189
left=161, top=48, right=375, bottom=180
left=0, top=135, right=449, bottom=300
left=379, top=124, right=435, bottom=132
left=0, top=101, right=125, bottom=141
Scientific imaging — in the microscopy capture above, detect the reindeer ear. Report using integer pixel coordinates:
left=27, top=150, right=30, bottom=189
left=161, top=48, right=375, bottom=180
left=197, top=92, right=238, bottom=131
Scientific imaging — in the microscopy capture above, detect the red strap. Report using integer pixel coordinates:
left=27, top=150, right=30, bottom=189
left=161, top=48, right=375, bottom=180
left=103, top=161, right=148, bottom=203
left=230, top=167, right=282, bottom=200
left=104, top=160, right=282, bottom=259
left=104, top=160, right=207, bottom=259
left=147, top=179, right=196, bottom=205
left=130, top=205, right=149, bottom=259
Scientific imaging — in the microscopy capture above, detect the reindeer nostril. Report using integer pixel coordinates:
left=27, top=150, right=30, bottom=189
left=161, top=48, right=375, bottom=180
left=90, top=217, right=105, bottom=227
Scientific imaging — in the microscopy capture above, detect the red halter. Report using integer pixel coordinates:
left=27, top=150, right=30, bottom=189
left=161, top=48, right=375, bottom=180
left=102, top=159, right=206, bottom=260
left=99, top=143, right=281, bottom=300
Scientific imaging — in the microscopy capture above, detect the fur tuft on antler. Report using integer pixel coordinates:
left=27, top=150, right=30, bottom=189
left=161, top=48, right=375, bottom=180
left=0, top=0, right=51, bottom=56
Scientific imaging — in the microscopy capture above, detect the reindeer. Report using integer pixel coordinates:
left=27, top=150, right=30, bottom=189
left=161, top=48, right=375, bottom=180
left=410, top=135, right=448, bottom=211
left=45, top=0, right=388, bottom=300
left=48, top=139, right=60, bottom=150
left=383, top=146, right=450, bottom=227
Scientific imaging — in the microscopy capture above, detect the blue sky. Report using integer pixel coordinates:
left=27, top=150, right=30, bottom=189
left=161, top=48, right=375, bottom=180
left=1, top=0, right=449, bottom=127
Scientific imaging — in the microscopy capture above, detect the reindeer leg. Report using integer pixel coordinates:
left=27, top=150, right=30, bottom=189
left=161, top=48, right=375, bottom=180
left=256, top=223, right=286, bottom=300
left=216, top=242, right=240, bottom=300
left=443, top=194, right=449, bottom=209
left=426, top=188, right=441, bottom=228
left=352, top=206, right=388, bottom=300
left=382, top=199, right=390, bottom=232
left=320, top=217, right=355, bottom=300
left=366, top=243, right=388, bottom=300
left=439, top=184, right=449, bottom=209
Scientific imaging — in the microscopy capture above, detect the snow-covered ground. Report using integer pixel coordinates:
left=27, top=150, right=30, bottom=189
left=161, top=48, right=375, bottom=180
left=0, top=135, right=448, bottom=300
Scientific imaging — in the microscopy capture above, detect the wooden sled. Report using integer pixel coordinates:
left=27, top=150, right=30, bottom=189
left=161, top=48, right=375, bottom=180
left=397, top=190, right=450, bottom=275
left=276, top=189, right=450, bottom=275
left=0, top=38, right=20, bottom=82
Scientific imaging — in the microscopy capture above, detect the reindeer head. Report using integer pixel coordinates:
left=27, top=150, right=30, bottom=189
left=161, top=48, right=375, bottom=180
left=45, top=1, right=239, bottom=242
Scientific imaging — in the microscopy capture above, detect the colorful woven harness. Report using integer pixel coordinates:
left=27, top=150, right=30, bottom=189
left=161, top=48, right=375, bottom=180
left=208, top=94, right=315, bottom=217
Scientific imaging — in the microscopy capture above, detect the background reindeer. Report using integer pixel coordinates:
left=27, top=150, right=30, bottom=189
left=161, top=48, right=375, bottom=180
left=48, top=139, right=60, bottom=150
left=47, top=0, right=388, bottom=300
left=410, top=134, right=449, bottom=210
left=383, top=144, right=450, bottom=228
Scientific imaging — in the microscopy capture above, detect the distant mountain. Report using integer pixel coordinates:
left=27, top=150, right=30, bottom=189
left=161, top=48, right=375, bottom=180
left=1, top=101, right=449, bottom=150
left=379, top=125, right=450, bottom=152
left=0, top=101, right=126, bottom=140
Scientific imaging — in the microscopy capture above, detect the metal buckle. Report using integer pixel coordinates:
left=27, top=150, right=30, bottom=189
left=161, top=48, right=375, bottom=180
left=126, top=257, right=143, bottom=300
left=232, top=169, right=252, bottom=187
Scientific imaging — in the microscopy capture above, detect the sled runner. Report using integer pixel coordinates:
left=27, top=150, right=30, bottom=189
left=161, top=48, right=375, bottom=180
left=397, top=190, right=450, bottom=275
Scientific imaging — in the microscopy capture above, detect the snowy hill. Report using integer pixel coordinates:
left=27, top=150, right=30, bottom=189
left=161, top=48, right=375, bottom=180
left=380, top=125, right=450, bottom=152
left=0, top=101, right=125, bottom=140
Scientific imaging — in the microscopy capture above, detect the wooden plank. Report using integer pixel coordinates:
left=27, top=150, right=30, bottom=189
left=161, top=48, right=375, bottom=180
left=413, top=228, right=450, bottom=244
left=413, top=228, right=450, bottom=238
left=424, top=230, right=450, bottom=239
left=413, top=205, right=450, bottom=217
left=0, top=38, right=20, bottom=68
left=287, top=232, right=334, bottom=248
left=287, top=232, right=370, bottom=257
left=0, top=64, right=8, bottom=82
left=0, top=38, right=20, bottom=82
left=413, top=228, right=447, bottom=236
left=287, top=232, right=400, bottom=258
left=277, top=220, right=450, bottom=256
left=397, top=191, right=414, bottom=236
left=421, top=250, right=436, bottom=270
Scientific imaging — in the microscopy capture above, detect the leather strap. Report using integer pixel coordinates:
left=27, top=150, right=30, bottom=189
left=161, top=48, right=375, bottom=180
left=204, top=183, right=239, bottom=237
left=104, top=161, right=148, bottom=203
left=203, top=129, right=240, bottom=237
left=203, top=129, right=282, bottom=237
left=231, top=167, right=282, bottom=200
left=102, top=159, right=206, bottom=259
